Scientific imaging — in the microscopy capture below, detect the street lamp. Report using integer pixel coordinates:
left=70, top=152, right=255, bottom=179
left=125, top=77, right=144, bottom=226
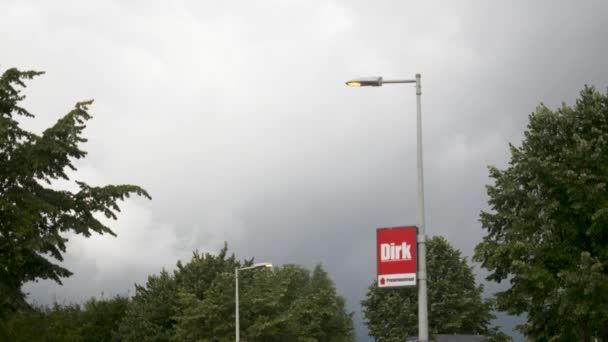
left=346, top=74, right=429, bottom=342
left=235, top=262, right=273, bottom=342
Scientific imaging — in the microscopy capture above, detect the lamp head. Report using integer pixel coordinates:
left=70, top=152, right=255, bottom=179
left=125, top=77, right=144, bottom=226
left=345, top=77, right=382, bottom=87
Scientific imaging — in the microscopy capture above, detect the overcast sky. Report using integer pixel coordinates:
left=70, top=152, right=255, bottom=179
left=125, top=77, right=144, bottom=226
left=3, top=0, right=608, bottom=340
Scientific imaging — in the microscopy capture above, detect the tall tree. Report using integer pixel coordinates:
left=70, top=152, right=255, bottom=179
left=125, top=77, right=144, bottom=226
left=0, top=68, right=150, bottom=326
left=362, top=236, right=507, bottom=341
left=474, top=86, right=608, bottom=341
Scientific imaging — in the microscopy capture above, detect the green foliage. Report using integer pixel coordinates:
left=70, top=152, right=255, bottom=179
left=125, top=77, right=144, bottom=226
left=117, top=244, right=354, bottom=342
left=5, top=243, right=353, bottom=341
left=81, top=296, right=129, bottom=341
left=4, top=306, right=50, bottom=341
left=282, top=265, right=353, bottom=342
left=362, top=236, right=507, bottom=341
left=45, top=303, right=84, bottom=342
left=0, top=68, right=150, bottom=327
left=117, top=270, right=178, bottom=341
left=474, top=86, right=608, bottom=341
left=5, top=296, right=128, bottom=341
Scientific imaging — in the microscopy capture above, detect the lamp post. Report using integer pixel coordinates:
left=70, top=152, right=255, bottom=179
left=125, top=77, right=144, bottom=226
left=235, top=262, right=273, bottom=342
left=346, top=74, right=428, bottom=342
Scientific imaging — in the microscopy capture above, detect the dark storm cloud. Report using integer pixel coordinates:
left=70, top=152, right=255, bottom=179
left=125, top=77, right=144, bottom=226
left=3, top=1, right=607, bottom=340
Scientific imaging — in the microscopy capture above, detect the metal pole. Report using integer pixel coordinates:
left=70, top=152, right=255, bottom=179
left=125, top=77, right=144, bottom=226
left=415, top=73, right=429, bottom=341
left=235, top=267, right=240, bottom=342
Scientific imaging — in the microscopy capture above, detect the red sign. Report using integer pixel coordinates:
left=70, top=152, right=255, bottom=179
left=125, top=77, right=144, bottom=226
left=377, top=226, right=417, bottom=288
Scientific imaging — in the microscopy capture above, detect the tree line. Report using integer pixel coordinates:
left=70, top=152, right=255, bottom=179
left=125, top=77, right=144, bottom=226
left=5, top=245, right=354, bottom=341
left=2, top=67, right=608, bottom=341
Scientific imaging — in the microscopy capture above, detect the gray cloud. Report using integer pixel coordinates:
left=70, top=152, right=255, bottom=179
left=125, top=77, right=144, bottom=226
left=4, top=0, right=608, bottom=340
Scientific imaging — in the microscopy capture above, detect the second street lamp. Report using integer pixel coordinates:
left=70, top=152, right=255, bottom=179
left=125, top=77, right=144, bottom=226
left=235, top=262, right=273, bottom=342
left=346, top=74, right=429, bottom=342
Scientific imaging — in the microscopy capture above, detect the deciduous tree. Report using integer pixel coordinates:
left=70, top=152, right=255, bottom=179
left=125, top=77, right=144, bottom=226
left=362, top=236, right=507, bottom=341
left=474, top=86, right=608, bottom=341
left=0, top=68, right=150, bottom=330
left=117, top=244, right=354, bottom=341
